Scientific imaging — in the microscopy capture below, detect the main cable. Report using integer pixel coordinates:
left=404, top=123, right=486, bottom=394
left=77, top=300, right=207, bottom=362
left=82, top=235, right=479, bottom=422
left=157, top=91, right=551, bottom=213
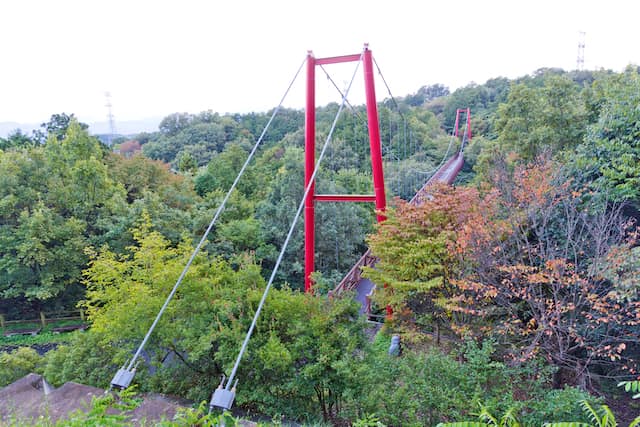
left=319, top=64, right=366, bottom=122
left=111, top=56, right=308, bottom=386
left=404, top=130, right=457, bottom=176
left=215, top=50, right=364, bottom=403
left=373, top=57, right=407, bottom=123
left=372, top=57, right=464, bottom=191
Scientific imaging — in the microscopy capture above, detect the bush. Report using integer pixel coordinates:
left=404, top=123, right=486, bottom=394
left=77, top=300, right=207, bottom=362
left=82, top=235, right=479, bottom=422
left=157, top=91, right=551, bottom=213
left=341, top=336, right=594, bottom=426
left=342, top=336, right=470, bottom=426
left=0, top=347, right=44, bottom=386
left=43, top=331, right=122, bottom=388
left=523, top=387, right=594, bottom=425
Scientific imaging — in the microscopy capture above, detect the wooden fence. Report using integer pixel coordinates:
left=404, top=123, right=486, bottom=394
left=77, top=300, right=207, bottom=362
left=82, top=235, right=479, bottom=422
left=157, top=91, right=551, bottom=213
left=1, top=310, right=86, bottom=336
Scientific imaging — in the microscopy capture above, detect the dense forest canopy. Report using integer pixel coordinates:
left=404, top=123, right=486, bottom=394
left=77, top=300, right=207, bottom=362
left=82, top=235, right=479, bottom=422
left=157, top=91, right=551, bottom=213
left=1, top=65, right=639, bottom=425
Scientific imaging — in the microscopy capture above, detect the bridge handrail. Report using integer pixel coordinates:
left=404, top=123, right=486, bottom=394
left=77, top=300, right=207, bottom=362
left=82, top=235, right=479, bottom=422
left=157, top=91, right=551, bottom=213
left=410, top=152, right=463, bottom=205
left=330, top=249, right=378, bottom=296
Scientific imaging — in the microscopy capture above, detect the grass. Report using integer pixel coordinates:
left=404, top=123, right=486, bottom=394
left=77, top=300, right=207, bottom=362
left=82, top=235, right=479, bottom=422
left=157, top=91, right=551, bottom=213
left=0, top=329, right=80, bottom=348
left=0, top=316, right=87, bottom=350
left=2, top=321, right=42, bottom=332
left=46, top=318, right=87, bottom=330
left=2, top=318, right=86, bottom=334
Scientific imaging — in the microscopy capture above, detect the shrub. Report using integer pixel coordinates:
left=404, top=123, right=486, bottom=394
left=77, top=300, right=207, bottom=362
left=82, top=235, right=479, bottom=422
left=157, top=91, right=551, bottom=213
left=43, top=331, right=121, bottom=388
left=341, top=336, right=594, bottom=426
left=0, top=347, right=43, bottom=386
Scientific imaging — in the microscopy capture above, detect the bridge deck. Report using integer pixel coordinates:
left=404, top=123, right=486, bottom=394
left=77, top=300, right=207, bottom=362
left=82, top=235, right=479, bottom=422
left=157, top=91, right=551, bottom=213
left=355, top=278, right=375, bottom=315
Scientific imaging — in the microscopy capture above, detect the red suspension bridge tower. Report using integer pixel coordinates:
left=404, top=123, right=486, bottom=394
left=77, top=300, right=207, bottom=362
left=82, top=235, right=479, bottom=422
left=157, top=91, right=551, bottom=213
left=304, top=44, right=386, bottom=293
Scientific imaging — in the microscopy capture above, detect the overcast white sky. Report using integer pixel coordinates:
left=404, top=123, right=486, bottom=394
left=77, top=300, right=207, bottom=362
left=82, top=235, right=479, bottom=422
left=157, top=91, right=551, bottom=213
left=1, top=0, right=639, bottom=125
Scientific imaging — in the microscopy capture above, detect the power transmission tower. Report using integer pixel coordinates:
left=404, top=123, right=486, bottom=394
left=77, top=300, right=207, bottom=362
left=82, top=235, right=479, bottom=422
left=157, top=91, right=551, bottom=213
left=105, top=91, right=116, bottom=146
left=577, top=31, right=586, bottom=71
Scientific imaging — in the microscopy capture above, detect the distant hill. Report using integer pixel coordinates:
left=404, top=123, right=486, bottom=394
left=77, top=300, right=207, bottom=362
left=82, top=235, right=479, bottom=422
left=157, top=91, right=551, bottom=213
left=0, top=117, right=162, bottom=138
left=0, top=122, right=39, bottom=137
left=86, top=117, right=162, bottom=136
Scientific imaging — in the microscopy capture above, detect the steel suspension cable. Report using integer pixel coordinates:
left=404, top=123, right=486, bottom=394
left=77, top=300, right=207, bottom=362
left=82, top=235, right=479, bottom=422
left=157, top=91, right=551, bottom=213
left=373, top=56, right=418, bottom=196
left=405, top=131, right=457, bottom=176
left=110, top=56, right=308, bottom=389
left=373, top=57, right=407, bottom=123
left=318, top=64, right=365, bottom=122
left=372, top=57, right=462, bottom=191
left=210, top=52, right=363, bottom=410
left=319, top=63, right=369, bottom=169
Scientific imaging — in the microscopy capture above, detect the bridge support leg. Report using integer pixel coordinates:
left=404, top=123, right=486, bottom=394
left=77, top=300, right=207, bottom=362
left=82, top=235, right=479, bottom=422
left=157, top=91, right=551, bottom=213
left=304, top=52, right=316, bottom=293
left=363, top=46, right=391, bottom=317
left=363, top=46, right=386, bottom=223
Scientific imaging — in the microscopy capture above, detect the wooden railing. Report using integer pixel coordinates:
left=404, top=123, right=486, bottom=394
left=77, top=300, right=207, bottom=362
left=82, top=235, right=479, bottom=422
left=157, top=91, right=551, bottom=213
left=1, top=310, right=86, bottom=336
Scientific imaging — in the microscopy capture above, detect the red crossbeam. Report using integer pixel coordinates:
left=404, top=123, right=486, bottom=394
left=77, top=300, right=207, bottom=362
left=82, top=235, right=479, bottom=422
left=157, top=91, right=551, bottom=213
left=315, top=54, right=362, bottom=65
left=315, top=194, right=377, bottom=202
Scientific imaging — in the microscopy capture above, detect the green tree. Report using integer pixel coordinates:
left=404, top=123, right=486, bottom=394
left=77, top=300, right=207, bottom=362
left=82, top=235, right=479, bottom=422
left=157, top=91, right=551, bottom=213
left=254, top=146, right=305, bottom=286
left=158, top=112, right=193, bottom=137
left=194, top=143, right=253, bottom=196
left=34, top=112, right=89, bottom=143
left=0, top=119, right=194, bottom=311
left=0, top=129, right=36, bottom=150
left=442, top=78, right=510, bottom=136
left=0, top=203, right=87, bottom=300
left=176, top=151, right=197, bottom=173
left=43, top=331, right=119, bottom=388
left=494, top=75, right=586, bottom=161
left=570, top=68, right=640, bottom=201
left=404, top=84, right=450, bottom=106
left=80, top=211, right=365, bottom=421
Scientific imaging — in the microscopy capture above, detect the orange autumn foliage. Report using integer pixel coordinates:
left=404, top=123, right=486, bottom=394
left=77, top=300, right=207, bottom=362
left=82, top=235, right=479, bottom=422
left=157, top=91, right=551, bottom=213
left=368, top=155, right=639, bottom=385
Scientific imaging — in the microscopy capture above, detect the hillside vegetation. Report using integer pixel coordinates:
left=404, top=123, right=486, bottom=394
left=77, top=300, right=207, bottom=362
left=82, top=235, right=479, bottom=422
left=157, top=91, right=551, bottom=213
left=0, top=66, right=639, bottom=426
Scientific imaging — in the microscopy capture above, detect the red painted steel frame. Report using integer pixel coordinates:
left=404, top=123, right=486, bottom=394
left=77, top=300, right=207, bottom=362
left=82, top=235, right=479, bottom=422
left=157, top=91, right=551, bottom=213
left=465, top=108, right=472, bottom=141
left=304, top=45, right=386, bottom=293
left=362, top=48, right=387, bottom=223
left=315, top=54, right=362, bottom=65
left=454, top=108, right=472, bottom=143
left=314, top=194, right=376, bottom=202
left=304, top=52, right=316, bottom=293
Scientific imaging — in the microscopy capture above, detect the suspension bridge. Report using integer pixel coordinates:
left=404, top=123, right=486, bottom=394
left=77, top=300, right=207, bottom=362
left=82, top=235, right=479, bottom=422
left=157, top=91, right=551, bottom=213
left=0, top=44, right=471, bottom=420
left=330, top=107, right=470, bottom=318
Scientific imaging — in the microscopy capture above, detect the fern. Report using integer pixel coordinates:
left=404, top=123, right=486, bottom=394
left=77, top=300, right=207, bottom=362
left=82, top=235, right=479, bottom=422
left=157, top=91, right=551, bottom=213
left=500, top=407, right=521, bottom=427
left=441, top=399, right=640, bottom=427
left=436, top=423, right=491, bottom=427
left=543, top=423, right=592, bottom=427
left=437, top=405, right=521, bottom=427
left=578, top=401, right=616, bottom=427
left=618, top=380, right=640, bottom=399
left=477, top=403, right=499, bottom=426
